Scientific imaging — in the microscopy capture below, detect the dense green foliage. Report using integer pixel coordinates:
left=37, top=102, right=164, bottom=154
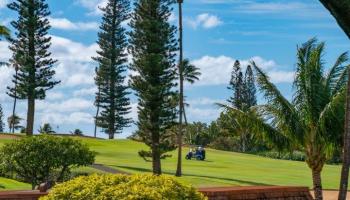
left=243, top=65, right=257, bottom=109
left=7, top=0, right=60, bottom=135
left=227, top=61, right=256, bottom=110
left=0, top=135, right=95, bottom=189
left=41, top=174, right=206, bottom=200
left=38, top=123, right=55, bottom=134
left=94, top=0, right=131, bottom=139
left=129, top=0, right=178, bottom=174
left=224, top=61, right=258, bottom=152
left=228, top=60, right=243, bottom=108
left=71, top=129, right=84, bottom=136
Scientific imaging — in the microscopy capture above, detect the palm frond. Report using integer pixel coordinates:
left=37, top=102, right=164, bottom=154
left=318, top=88, right=346, bottom=144
left=251, top=61, right=304, bottom=143
left=217, top=103, right=291, bottom=151
left=331, top=65, right=349, bottom=96
left=325, top=52, right=349, bottom=95
left=182, top=59, right=201, bottom=84
left=294, top=38, right=327, bottom=124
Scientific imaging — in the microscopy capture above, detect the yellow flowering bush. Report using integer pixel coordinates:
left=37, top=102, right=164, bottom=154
left=40, top=174, right=207, bottom=200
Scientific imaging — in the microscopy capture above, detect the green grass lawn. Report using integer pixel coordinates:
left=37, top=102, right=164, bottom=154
left=0, top=136, right=345, bottom=190
left=0, top=177, right=30, bottom=190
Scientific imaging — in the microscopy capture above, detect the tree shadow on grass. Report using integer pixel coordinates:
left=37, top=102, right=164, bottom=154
left=0, top=184, right=4, bottom=189
left=115, top=165, right=272, bottom=186
left=182, top=173, right=273, bottom=186
left=114, top=165, right=152, bottom=173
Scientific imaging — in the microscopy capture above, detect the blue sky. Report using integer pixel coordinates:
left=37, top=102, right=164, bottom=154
left=0, top=0, right=349, bottom=138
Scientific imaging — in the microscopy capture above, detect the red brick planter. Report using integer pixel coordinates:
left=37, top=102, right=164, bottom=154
left=198, top=186, right=313, bottom=200
left=0, top=186, right=313, bottom=200
left=0, top=190, right=48, bottom=200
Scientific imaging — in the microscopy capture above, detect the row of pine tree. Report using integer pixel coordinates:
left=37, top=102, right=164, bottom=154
left=0, top=0, right=188, bottom=176
left=0, top=0, right=256, bottom=176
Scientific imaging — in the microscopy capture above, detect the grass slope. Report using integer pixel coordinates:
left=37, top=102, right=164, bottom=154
left=0, top=136, right=344, bottom=190
left=0, top=177, right=29, bottom=190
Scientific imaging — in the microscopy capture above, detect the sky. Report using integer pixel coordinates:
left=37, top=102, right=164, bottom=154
left=0, top=0, right=349, bottom=138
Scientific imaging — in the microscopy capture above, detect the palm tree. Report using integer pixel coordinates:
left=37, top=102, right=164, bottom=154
left=182, top=58, right=201, bottom=125
left=7, top=114, right=23, bottom=133
left=176, top=58, right=201, bottom=176
left=175, top=0, right=185, bottom=177
left=317, top=3, right=350, bottom=199
left=221, top=38, right=348, bottom=200
left=339, top=70, right=350, bottom=200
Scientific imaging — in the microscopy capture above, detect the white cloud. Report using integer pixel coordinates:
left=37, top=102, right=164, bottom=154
left=0, top=0, right=7, bottom=8
left=0, top=65, right=13, bottom=101
left=191, top=55, right=294, bottom=86
left=73, top=87, right=97, bottom=97
left=66, top=73, right=94, bottom=87
left=186, top=107, right=220, bottom=123
left=37, top=98, right=92, bottom=113
left=46, top=92, right=65, bottom=101
left=50, top=35, right=98, bottom=63
left=185, top=13, right=223, bottom=29
left=75, top=0, right=108, bottom=15
left=268, top=71, right=295, bottom=83
left=49, top=17, right=98, bottom=31
left=49, top=35, right=98, bottom=88
left=169, top=12, right=177, bottom=23
left=187, top=98, right=224, bottom=106
left=0, top=41, right=10, bottom=61
left=40, top=112, right=93, bottom=125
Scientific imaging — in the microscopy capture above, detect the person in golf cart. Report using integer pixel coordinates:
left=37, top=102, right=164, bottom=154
left=186, top=146, right=206, bottom=160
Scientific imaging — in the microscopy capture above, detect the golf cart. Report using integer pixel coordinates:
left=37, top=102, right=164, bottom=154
left=185, top=146, right=206, bottom=161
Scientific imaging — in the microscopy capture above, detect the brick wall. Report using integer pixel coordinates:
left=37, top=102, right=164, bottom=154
left=198, top=186, right=313, bottom=200
left=0, top=190, right=47, bottom=200
left=0, top=186, right=313, bottom=200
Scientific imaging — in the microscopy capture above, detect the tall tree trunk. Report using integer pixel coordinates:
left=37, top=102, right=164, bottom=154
left=26, top=97, right=35, bottom=136
left=94, top=106, right=99, bottom=138
left=152, top=132, right=161, bottom=175
left=27, top=1, right=36, bottom=136
left=94, top=83, right=101, bottom=138
left=312, top=168, right=323, bottom=200
left=176, top=0, right=184, bottom=177
left=11, top=68, right=18, bottom=134
left=338, top=71, right=350, bottom=200
left=319, top=0, right=350, bottom=39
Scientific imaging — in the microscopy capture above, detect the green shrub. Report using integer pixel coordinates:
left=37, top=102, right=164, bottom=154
left=257, top=151, right=306, bottom=161
left=41, top=174, right=207, bottom=200
left=0, top=135, right=95, bottom=189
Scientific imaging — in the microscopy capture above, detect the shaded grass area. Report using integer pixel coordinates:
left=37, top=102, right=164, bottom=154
left=0, top=136, right=346, bottom=190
